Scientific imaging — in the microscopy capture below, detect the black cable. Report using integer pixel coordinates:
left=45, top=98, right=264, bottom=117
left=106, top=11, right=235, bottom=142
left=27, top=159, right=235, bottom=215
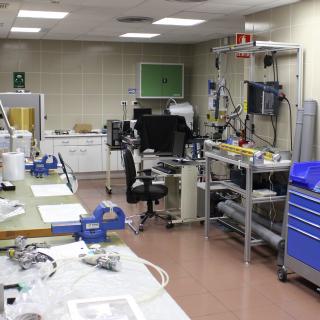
left=219, top=85, right=272, bottom=146
left=283, top=97, right=293, bottom=151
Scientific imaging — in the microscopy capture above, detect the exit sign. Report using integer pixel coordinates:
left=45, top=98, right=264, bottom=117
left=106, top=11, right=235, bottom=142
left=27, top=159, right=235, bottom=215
left=235, top=33, right=252, bottom=58
left=13, top=72, right=25, bottom=88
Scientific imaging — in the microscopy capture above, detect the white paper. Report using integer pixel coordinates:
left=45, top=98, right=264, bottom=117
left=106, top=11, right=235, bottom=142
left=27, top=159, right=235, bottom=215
left=31, top=184, right=73, bottom=197
left=38, top=241, right=89, bottom=260
left=38, top=203, right=87, bottom=223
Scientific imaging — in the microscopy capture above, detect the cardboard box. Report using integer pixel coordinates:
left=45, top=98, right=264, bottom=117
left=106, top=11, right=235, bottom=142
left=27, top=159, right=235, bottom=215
left=73, top=123, right=92, bottom=133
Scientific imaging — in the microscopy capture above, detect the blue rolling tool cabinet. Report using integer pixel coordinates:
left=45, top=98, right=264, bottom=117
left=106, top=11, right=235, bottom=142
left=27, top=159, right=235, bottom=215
left=278, top=162, right=320, bottom=286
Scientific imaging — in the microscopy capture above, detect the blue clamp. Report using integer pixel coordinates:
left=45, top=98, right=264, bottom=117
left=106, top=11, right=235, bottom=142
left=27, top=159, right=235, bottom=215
left=51, top=201, right=126, bottom=243
left=27, top=155, right=58, bottom=178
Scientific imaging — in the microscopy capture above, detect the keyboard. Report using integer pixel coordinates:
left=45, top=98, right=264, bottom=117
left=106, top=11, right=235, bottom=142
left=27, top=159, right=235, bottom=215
left=152, top=165, right=176, bottom=174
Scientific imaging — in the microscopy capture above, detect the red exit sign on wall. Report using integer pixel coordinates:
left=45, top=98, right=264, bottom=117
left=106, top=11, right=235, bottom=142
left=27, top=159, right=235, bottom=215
left=235, top=33, right=252, bottom=58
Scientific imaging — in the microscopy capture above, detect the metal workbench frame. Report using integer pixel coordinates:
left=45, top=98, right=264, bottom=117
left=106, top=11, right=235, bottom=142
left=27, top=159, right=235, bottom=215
left=204, top=149, right=290, bottom=263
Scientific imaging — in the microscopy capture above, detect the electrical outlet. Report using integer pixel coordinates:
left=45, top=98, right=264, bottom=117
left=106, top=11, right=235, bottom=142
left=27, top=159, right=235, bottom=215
left=121, top=101, right=127, bottom=107
left=131, top=101, right=138, bottom=106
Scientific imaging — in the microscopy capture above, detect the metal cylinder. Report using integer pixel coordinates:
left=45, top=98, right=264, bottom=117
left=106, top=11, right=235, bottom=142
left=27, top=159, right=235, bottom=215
left=225, top=200, right=282, bottom=235
left=217, top=202, right=284, bottom=251
left=300, top=100, right=317, bottom=162
left=292, top=107, right=304, bottom=162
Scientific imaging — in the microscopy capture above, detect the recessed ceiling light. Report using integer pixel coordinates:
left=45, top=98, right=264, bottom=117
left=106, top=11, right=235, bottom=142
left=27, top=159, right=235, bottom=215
left=11, top=27, right=41, bottom=32
left=117, top=16, right=154, bottom=23
left=120, top=33, right=160, bottom=38
left=153, top=17, right=205, bottom=26
left=18, top=10, right=68, bottom=19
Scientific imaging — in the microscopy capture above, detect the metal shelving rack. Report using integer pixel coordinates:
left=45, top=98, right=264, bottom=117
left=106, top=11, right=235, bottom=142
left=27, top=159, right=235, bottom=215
left=205, top=41, right=303, bottom=263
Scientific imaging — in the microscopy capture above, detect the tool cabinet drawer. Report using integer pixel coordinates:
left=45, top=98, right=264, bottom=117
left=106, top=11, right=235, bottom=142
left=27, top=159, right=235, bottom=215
left=288, top=215, right=320, bottom=238
left=289, top=190, right=320, bottom=213
left=287, top=226, right=320, bottom=271
left=288, top=203, right=320, bottom=226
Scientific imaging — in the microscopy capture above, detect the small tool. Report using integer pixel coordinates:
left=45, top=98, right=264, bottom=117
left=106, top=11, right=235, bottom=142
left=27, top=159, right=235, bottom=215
left=51, top=201, right=126, bottom=243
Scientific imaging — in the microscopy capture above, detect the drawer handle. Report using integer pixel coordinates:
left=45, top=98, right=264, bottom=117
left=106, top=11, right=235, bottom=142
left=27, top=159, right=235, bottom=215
left=288, top=213, right=320, bottom=229
left=289, top=201, right=320, bottom=217
left=86, top=140, right=94, bottom=143
left=288, top=225, right=320, bottom=241
left=69, top=149, right=77, bottom=153
left=62, top=140, right=70, bottom=144
left=80, top=149, right=87, bottom=152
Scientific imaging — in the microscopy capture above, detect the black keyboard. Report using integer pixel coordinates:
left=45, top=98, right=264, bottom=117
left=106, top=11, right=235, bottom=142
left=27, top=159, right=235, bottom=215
left=152, top=165, right=176, bottom=174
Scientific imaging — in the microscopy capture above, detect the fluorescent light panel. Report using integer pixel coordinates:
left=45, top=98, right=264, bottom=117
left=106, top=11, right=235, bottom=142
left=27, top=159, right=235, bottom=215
left=120, top=33, right=160, bottom=38
left=18, top=10, right=69, bottom=19
left=153, top=17, right=205, bottom=26
left=11, top=27, right=41, bottom=33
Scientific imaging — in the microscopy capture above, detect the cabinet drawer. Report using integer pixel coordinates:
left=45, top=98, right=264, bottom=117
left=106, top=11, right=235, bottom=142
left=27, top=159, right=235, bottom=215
left=289, top=190, right=320, bottom=213
left=288, top=203, right=320, bottom=226
left=53, top=137, right=78, bottom=146
left=288, top=215, right=320, bottom=238
left=287, top=226, right=320, bottom=271
left=78, top=137, right=101, bottom=146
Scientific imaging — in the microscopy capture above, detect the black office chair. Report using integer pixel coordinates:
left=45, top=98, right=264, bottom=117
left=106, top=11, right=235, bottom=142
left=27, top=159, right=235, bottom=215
left=123, top=148, right=169, bottom=232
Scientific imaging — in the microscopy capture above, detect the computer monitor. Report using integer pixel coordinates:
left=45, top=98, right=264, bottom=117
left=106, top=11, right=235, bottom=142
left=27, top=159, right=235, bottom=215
left=172, top=131, right=186, bottom=158
left=133, top=108, right=152, bottom=121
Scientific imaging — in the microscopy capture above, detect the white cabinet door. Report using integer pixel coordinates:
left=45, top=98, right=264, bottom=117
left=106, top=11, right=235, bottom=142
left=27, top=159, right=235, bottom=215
left=103, top=147, right=122, bottom=171
left=78, top=145, right=102, bottom=172
left=54, top=145, right=79, bottom=172
left=40, top=138, right=54, bottom=155
left=116, top=150, right=124, bottom=170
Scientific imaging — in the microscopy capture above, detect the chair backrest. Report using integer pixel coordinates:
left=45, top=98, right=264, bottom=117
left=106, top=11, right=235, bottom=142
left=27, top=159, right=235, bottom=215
left=123, top=149, right=136, bottom=189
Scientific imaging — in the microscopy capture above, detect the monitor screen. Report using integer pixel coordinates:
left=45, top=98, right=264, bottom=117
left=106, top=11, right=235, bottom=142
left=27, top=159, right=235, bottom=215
left=172, top=131, right=185, bottom=158
left=133, top=108, right=152, bottom=121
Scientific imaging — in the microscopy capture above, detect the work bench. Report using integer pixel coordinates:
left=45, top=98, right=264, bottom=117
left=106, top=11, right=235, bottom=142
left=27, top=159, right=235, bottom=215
left=0, top=173, right=78, bottom=240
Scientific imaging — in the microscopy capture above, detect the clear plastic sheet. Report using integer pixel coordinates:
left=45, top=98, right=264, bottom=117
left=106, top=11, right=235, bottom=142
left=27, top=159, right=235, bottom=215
left=0, top=245, right=189, bottom=320
left=0, top=199, right=24, bottom=222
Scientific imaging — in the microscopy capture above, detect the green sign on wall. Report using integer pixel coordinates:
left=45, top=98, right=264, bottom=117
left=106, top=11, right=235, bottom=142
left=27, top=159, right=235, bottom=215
left=13, top=72, right=25, bottom=88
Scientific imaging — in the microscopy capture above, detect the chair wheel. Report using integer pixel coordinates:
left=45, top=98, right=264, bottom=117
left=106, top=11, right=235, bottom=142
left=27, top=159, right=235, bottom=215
left=139, top=225, right=144, bottom=232
left=167, top=215, right=172, bottom=220
left=166, top=222, right=174, bottom=229
left=277, top=266, right=288, bottom=282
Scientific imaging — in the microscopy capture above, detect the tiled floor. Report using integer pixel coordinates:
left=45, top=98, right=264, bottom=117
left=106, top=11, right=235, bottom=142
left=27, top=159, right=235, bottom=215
left=77, top=178, right=320, bottom=320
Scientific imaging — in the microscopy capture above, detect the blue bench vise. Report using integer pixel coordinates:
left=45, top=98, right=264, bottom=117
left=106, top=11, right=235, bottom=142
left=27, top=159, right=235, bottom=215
left=51, top=201, right=126, bottom=243
left=26, top=155, right=58, bottom=178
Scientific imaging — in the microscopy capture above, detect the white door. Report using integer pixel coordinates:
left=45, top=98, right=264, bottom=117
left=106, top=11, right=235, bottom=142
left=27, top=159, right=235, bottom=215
left=79, top=145, right=102, bottom=172
left=54, top=145, right=79, bottom=173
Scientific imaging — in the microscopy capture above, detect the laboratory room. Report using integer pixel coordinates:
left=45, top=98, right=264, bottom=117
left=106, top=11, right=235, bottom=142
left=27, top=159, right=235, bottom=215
left=1, top=0, right=320, bottom=319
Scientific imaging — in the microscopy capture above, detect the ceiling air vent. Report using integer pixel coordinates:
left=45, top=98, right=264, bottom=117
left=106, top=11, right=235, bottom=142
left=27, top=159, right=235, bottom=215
left=0, top=2, right=9, bottom=9
left=166, top=0, right=207, bottom=2
left=117, top=16, right=154, bottom=24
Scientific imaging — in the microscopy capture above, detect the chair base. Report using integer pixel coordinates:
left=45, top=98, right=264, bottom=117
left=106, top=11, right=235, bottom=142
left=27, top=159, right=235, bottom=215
left=139, top=211, right=171, bottom=232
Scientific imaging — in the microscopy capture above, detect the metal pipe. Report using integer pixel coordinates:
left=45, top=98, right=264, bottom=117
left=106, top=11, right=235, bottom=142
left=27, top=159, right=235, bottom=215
left=292, top=107, right=304, bottom=162
left=217, top=201, right=284, bottom=251
left=300, top=100, right=317, bottom=162
left=225, top=200, right=282, bottom=235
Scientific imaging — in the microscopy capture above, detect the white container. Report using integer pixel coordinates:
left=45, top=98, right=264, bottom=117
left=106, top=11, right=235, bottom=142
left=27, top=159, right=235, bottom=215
left=2, top=152, right=25, bottom=181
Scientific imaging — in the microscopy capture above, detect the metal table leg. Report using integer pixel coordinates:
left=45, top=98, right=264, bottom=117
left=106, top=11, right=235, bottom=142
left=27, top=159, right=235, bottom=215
left=244, top=167, right=253, bottom=263
left=205, top=156, right=211, bottom=238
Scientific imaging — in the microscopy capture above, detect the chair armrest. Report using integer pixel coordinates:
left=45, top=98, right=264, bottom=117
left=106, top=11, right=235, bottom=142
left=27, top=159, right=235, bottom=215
left=137, top=169, right=152, bottom=176
left=136, top=175, right=155, bottom=181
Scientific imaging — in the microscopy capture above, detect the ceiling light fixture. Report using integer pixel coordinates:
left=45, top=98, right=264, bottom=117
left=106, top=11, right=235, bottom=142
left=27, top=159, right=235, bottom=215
left=120, top=33, right=160, bottom=38
left=11, top=27, right=41, bottom=32
left=18, top=10, right=68, bottom=19
left=153, top=17, right=205, bottom=26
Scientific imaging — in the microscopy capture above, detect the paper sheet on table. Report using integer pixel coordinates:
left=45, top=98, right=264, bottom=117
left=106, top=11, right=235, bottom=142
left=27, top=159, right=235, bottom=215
left=38, top=241, right=89, bottom=260
left=38, top=203, right=87, bottom=223
left=31, top=184, right=73, bottom=197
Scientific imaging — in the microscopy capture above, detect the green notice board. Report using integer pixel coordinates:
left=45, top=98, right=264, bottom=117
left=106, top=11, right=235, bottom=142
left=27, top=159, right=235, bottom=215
left=13, top=72, right=25, bottom=88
